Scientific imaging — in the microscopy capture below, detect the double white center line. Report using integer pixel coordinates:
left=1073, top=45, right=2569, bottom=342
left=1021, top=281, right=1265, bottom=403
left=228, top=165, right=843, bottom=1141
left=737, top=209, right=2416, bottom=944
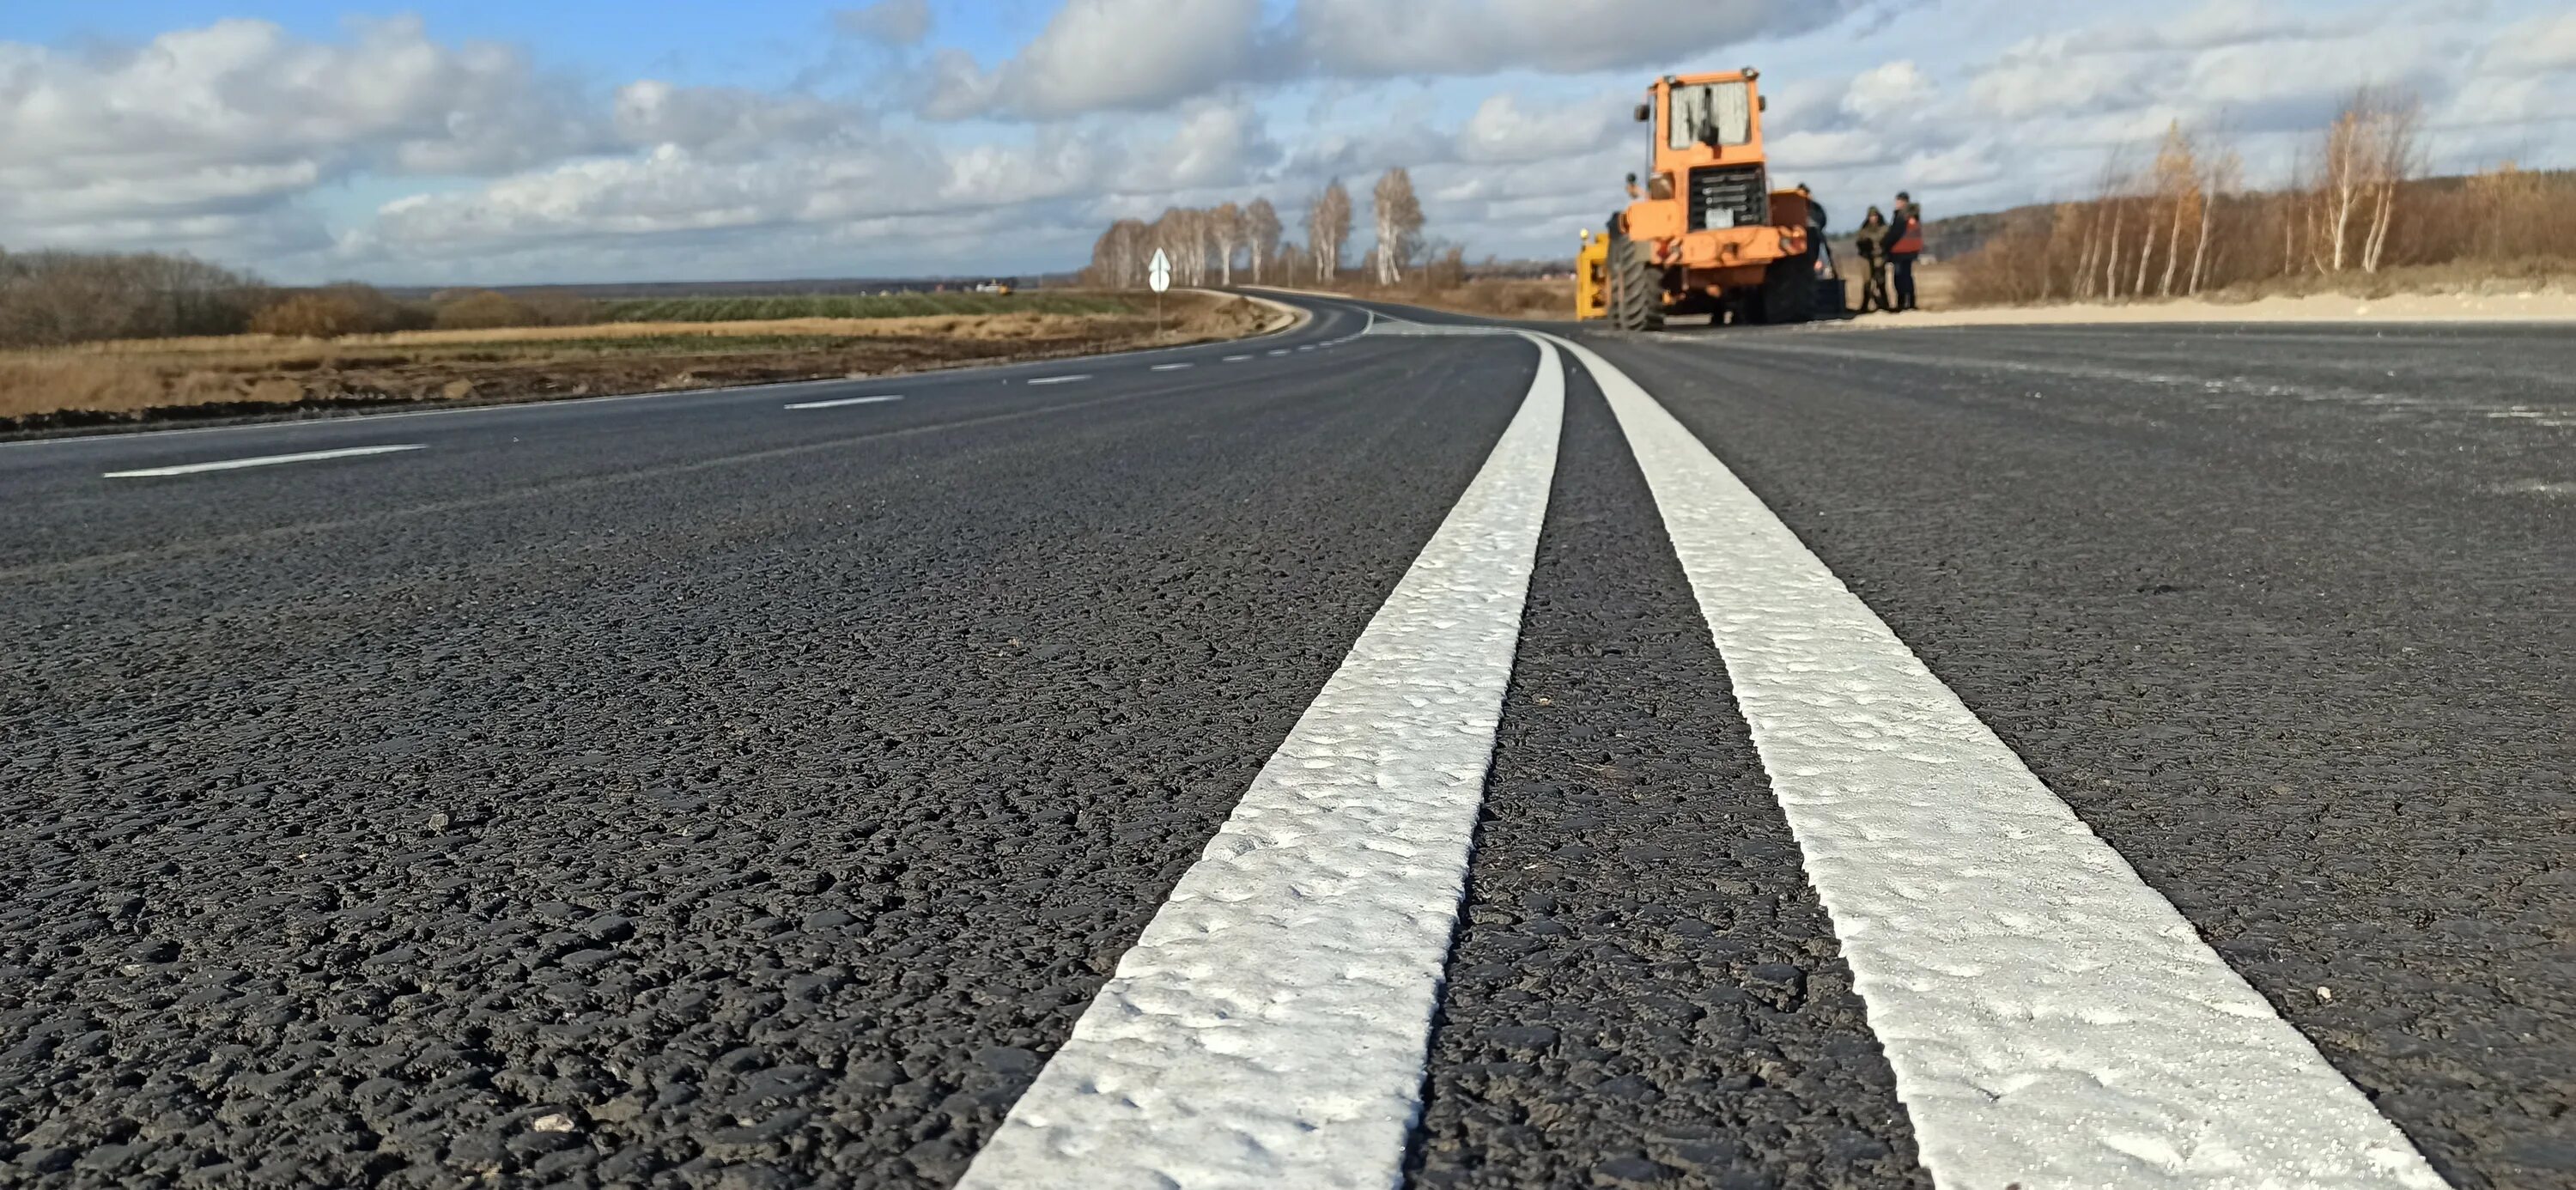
left=966, top=328, right=2447, bottom=1190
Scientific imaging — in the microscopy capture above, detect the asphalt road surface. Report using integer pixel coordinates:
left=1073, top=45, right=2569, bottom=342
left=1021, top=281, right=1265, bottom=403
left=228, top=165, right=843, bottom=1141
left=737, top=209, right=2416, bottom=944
left=3, top=295, right=2568, bottom=1190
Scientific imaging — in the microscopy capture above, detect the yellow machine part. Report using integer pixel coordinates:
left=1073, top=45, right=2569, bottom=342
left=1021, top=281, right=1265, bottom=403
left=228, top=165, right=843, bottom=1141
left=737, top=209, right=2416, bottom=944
left=1576, top=230, right=1611, bottom=322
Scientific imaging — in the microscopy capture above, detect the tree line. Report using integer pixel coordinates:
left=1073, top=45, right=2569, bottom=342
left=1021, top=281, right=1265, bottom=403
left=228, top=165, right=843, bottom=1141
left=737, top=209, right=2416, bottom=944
left=1950, top=87, right=2576, bottom=306
left=1084, top=167, right=1431, bottom=290
left=0, top=247, right=605, bottom=349
left=0, top=249, right=270, bottom=349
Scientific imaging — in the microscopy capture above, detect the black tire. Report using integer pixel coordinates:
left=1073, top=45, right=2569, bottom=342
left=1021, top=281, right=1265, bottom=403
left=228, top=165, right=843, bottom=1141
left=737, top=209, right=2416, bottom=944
left=1608, top=234, right=1666, bottom=332
left=1759, top=251, right=1814, bottom=325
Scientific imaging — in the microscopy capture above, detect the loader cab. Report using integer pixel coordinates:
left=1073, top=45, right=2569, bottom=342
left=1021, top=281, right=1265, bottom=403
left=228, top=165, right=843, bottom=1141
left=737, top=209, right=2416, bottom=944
left=1628, top=70, right=1777, bottom=239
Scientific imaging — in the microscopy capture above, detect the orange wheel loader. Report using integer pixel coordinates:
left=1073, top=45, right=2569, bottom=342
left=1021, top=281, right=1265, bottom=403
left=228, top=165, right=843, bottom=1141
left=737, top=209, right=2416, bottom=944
left=1576, top=68, right=1832, bottom=330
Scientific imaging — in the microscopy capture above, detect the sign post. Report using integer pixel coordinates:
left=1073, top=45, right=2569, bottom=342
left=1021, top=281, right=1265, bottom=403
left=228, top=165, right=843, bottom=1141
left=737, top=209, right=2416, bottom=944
left=1148, top=247, right=1173, bottom=337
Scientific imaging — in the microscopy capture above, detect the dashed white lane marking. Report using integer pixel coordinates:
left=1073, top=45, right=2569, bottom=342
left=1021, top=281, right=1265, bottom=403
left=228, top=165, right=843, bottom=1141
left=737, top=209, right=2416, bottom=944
left=1025, top=374, right=1091, bottom=386
left=1150, top=362, right=1195, bottom=372
left=102, top=444, right=427, bottom=478
left=960, top=337, right=1565, bottom=1190
left=1223, top=355, right=1254, bottom=362
left=1554, top=334, right=2447, bottom=1190
left=782, top=395, right=904, bottom=410
left=1267, top=349, right=1291, bottom=355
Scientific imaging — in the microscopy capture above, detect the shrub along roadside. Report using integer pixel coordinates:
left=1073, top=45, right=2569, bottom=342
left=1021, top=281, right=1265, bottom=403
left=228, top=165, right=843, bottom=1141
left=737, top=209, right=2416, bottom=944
left=0, top=248, right=268, bottom=348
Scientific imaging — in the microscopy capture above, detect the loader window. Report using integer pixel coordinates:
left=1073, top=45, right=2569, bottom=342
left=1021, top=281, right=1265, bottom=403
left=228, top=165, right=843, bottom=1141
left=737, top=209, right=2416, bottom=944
left=1668, top=82, right=1753, bottom=150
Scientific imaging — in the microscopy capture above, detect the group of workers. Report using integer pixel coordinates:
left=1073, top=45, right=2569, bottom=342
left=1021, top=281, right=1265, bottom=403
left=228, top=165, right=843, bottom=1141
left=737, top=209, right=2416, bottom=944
left=1801, top=185, right=1926, bottom=314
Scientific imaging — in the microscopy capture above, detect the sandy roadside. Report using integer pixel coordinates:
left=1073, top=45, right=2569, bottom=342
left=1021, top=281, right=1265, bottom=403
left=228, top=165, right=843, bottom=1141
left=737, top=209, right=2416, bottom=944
left=1833, top=287, right=2576, bottom=329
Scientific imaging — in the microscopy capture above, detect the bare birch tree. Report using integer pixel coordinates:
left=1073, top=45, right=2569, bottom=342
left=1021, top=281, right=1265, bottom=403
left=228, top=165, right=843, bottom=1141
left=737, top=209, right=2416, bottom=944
left=2317, top=95, right=2372, bottom=272
left=1210, top=203, right=1245, bottom=286
left=1309, top=180, right=1353, bottom=282
left=2148, top=122, right=2202, bottom=298
left=1245, top=199, right=1283, bottom=283
left=2359, top=92, right=2421, bottom=274
left=1370, top=168, right=1426, bottom=285
left=2188, top=149, right=2240, bottom=295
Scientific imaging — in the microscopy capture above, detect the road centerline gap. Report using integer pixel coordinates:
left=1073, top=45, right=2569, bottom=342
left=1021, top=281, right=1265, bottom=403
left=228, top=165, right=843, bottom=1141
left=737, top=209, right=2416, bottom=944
left=957, top=336, right=1566, bottom=1190
left=101, top=444, right=428, bottom=479
left=1553, top=334, right=2448, bottom=1190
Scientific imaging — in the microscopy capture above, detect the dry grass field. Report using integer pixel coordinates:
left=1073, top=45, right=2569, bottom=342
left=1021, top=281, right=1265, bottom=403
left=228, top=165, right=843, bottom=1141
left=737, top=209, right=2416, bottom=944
left=0, top=293, right=1280, bottom=430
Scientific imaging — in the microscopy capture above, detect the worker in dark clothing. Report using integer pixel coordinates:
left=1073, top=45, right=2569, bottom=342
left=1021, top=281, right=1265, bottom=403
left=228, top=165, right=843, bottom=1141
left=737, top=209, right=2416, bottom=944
left=1853, top=206, right=1892, bottom=313
left=1885, top=191, right=1925, bottom=312
left=1796, top=182, right=1834, bottom=274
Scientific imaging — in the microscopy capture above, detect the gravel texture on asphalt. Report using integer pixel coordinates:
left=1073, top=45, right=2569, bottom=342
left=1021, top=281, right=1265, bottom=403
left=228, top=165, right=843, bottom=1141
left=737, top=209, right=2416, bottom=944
left=1584, top=321, right=2575, bottom=1190
left=1407, top=363, right=1929, bottom=1190
left=0, top=327, right=1528, bottom=1189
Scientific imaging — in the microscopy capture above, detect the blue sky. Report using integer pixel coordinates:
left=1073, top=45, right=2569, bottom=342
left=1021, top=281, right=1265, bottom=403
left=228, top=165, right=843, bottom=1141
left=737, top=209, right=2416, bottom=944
left=6, top=1, right=2573, bottom=284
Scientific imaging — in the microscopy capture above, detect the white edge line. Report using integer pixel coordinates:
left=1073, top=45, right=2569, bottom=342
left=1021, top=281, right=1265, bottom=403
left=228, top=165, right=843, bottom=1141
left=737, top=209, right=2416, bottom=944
left=782, top=395, right=905, bottom=410
left=957, top=334, right=1564, bottom=1189
left=1547, top=331, right=2449, bottom=1190
left=102, top=443, right=427, bottom=478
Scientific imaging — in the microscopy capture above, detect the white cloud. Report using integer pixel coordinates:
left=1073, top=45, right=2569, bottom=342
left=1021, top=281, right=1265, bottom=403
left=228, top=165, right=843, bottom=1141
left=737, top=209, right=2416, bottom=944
left=1287, top=0, right=1864, bottom=78
left=925, top=0, right=1265, bottom=120
left=1457, top=94, right=1624, bottom=165
left=921, top=0, right=1865, bottom=121
left=2480, top=12, right=2576, bottom=76
left=1842, top=60, right=1935, bottom=122
left=836, top=0, right=933, bottom=48
left=613, top=81, right=854, bottom=162
left=0, top=16, right=592, bottom=253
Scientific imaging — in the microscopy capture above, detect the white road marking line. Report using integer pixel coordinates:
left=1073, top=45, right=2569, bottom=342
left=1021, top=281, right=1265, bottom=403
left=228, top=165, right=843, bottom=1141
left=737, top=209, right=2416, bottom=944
left=1554, top=334, right=2447, bottom=1190
left=782, top=395, right=904, bottom=410
left=961, top=337, right=1565, bottom=1190
left=1223, top=355, right=1254, bottom=362
left=102, top=444, right=427, bottom=478
left=1267, top=349, right=1291, bottom=356
left=1025, top=374, right=1091, bottom=386
left=1150, top=362, right=1194, bottom=372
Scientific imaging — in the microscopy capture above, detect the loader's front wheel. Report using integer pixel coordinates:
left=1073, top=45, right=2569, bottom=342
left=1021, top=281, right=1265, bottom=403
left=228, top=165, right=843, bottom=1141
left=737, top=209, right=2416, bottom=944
left=1609, top=234, right=1666, bottom=332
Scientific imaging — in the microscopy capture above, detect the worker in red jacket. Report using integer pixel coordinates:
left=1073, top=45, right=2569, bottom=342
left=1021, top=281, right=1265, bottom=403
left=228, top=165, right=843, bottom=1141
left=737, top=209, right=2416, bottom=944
left=1885, top=191, right=1926, bottom=312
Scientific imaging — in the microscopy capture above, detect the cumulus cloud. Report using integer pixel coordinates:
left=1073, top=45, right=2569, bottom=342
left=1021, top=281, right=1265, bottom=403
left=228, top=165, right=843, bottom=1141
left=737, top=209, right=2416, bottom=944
left=925, top=0, right=1266, bottom=120
left=613, top=82, right=856, bottom=162
left=1841, top=61, right=1935, bottom=122
left=1285, top=0, right=1862, bottom=78
left=0, top=16, right=592, bottom=253
left=921, top=0, right=1865, bottom=121
left=2480, top=12, right=2576, bottom=76
left=835, top=0, right=933, bottom=48
left=1457, top=94, right=1625, bottom=166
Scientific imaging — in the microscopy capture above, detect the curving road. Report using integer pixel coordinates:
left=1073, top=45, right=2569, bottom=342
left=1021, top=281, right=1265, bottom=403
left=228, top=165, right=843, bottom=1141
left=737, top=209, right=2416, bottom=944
left=3, top=295, right=2569, bottom=1189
